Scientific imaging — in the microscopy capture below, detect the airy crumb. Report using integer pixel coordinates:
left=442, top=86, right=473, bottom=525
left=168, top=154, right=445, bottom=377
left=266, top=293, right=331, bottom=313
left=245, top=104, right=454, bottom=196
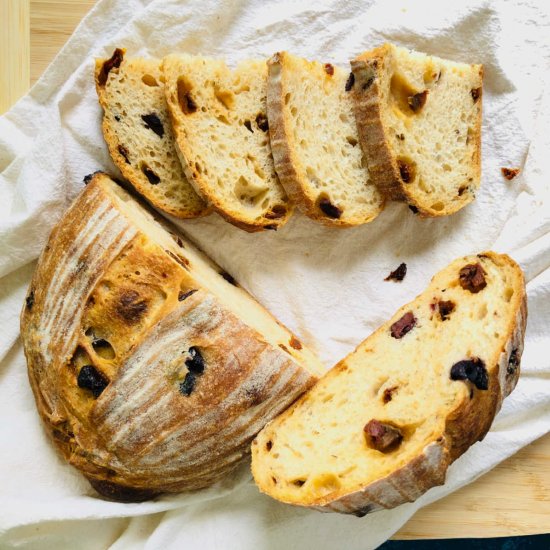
left=501, top=167, right=520, bottom=180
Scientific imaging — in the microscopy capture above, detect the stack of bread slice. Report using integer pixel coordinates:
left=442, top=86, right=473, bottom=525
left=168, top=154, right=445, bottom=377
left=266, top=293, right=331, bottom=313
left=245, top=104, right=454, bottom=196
left=95, top=44, right=483, bottom=231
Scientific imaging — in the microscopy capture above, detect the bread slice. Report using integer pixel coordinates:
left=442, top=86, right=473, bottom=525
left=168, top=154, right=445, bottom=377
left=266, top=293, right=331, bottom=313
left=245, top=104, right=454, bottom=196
left=267, top=52, right=384, bottom=226
left=162, top=54, right=292, bottom=232
left=350, top=44, right=483, bottom=217
left=21, top=173, right=323, bottom=502
left=252, top=252, right=526, bottom=515
left=95, top=49, right=207, bottom=218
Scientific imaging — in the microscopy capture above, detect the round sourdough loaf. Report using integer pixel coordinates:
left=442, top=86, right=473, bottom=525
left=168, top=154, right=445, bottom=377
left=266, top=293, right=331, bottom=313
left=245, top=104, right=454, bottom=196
left=20, top=173, right=322, bottom=502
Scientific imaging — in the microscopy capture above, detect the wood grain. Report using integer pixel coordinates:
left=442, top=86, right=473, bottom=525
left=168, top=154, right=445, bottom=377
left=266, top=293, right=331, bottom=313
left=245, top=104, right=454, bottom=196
left=1, top=0, right=549, bottom=539
left=0, top=0, right=30, bottom=114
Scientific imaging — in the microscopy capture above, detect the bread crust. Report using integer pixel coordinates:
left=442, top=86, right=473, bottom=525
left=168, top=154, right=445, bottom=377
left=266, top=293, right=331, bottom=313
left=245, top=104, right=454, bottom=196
left=161, top=56, right=292, bottom=233
left=252, top=252, right=527, bottom=514
left=351, top=45, right=483, bottom=217
left=21, top=173, right=317, bottom=501
left=94, top=54, right=209, bottom=219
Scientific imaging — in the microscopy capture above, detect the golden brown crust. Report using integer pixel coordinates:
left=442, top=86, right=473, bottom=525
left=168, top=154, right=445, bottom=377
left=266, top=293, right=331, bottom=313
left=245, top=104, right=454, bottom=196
left=21, top=173, right=317, bottom=500
left=94, top=55, right=209, bottom=220
left=351, top=45, right=483, bottom=217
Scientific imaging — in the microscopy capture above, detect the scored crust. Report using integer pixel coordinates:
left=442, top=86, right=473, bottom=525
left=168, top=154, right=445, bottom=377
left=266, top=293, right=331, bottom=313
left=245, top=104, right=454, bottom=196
left=251, top=252, right=526, bottom=515
left=161, top=55, right=292, bottom=232
left=267, top=52, right=384, bottom=227
left=350, top=44, right=483, bottom=217
left=20, top=173, right=321, bottom=501
left=94, top=50, right=208, bottom=219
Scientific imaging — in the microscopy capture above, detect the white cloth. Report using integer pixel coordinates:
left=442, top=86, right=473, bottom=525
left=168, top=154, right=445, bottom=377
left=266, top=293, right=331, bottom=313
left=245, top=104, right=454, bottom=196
left=1, top=0, right=550, bottom=548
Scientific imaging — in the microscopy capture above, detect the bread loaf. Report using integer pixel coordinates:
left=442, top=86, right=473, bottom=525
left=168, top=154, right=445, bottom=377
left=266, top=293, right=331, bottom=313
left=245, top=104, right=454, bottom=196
left=267, top=52, right=384, bottom=226
left=162, top=54, right=292, bottom=232
left=21, top=173, right=322, bottom=502
left=350, top=44, right=483, bottom=217
left=95, top=49, right=207, bottom=218
left=252, top=252, right=526, bottom=515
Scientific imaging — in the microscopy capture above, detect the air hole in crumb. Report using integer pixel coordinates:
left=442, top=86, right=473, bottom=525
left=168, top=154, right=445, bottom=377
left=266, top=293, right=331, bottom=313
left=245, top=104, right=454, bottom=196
left=284, top=92, right=291, bottom=105
left=504, top=287, right=514, bottom=302
left=478, top=303, right=488, bottom=319
left=430, top=202, right=445, bottom=211
left=346, top=136, right=358, bottom=147
left=291, top=479, right=306, bottom=487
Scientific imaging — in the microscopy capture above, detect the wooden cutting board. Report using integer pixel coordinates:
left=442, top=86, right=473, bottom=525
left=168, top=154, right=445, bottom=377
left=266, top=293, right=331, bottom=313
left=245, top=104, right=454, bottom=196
left=2, top=0, right=550, bottom=540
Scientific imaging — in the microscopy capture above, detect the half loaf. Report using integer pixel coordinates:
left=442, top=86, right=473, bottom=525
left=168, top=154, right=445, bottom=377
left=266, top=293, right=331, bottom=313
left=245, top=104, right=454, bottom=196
left=21, top=173, right=322, bottom=502
left=252, top=252, right=526, bottom=515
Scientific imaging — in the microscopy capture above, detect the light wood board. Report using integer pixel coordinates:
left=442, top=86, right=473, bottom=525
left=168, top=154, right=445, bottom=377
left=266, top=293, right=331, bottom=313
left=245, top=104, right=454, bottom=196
left=1, top=0, right=549, bottom=540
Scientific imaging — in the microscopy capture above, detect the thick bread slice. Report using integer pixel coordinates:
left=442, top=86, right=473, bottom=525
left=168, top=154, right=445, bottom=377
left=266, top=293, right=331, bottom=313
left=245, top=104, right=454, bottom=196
left=252, top=252, right=526, bottom=515
left=350, top=44, right=483, bottom=217
left=162, top=54, right=292, bottom=232
left=21, top=173, right=322, bottom=502
left=95, top=49, right=207, bottom=218
left=267, top=52, right=384, bottom=226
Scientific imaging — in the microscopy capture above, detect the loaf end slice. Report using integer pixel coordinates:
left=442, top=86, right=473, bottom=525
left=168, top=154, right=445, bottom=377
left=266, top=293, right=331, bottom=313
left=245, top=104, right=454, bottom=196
left=267, top=52, right=384, bottom=227
left=252, top=252, right=526, bottom=514
left=162, top=54, right=292, bottom=232
left=350, top=44, right=483, bottom=217
left=95, top=49, right=208, bottom=218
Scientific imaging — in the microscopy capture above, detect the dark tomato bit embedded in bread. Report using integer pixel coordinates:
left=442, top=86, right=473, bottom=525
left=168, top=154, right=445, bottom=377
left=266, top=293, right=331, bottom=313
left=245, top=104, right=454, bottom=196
left=507, top=348, right=520, bottom=376
left=398, top=160, right=413, bottom=183
left=98, top=48, right=125, bottom=86
left=384, top=263, right=407, bottom=282
left=318, top=197, right=342, bottom=219
left=118, top=290, right=148, bottom=323
left=118, top=145, right=131, bottom=164
left=25, top=291, right=35, bottom=310
left=471, top=87, right=482, bottom=102
left=324, top=63, right=334, bottom=76
left=345, top=72, right=355, bottom=91
left=408, top=204, right=419, bottom=214
left=459, top=263, right=487, bottom=293
left=264, top=205, right=287, bottom=219
left=255, top=113, right=269, bottom=132
left=178, top=289, right=198, bottom=301
left=353, top=505, right=375, bottom=518
left=438, top=300, right=456, bottom=320
left=220, top=271, right=237, bottom=286
left=185, top=346, right=205, bottom=374
left=78, top=365, right=109, bottom=398
left=450, top=358, right=488, bottom=390
left=142, top=165, right=161, bottom=185
left=408, top=90, right=428, bottom=112
left=179, top=371, right=196, bottom=396
left=289, top=336, right=302, bottom=350
left=382, top=386, right=399, bottom=403
left=141, top=113, right=164, bottom=138
left=364, top=420, right=403, bottom=452
left=244, top=120, right=253, bottom=132
left=390, top=311, right=416, bottom=339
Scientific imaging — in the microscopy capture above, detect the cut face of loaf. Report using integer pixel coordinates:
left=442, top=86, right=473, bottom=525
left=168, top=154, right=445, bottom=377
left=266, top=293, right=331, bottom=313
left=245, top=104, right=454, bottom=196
left=350, top=44, right=483, bottom=217
left=21, top=173, right=322, bottom=502
left=95, top=49, right=207, bottom=218
left=252, top=252, right=526, bottom=515
left=267, top=52, right=384, bottom=226
left=162, top=55, right=292, bottom=232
